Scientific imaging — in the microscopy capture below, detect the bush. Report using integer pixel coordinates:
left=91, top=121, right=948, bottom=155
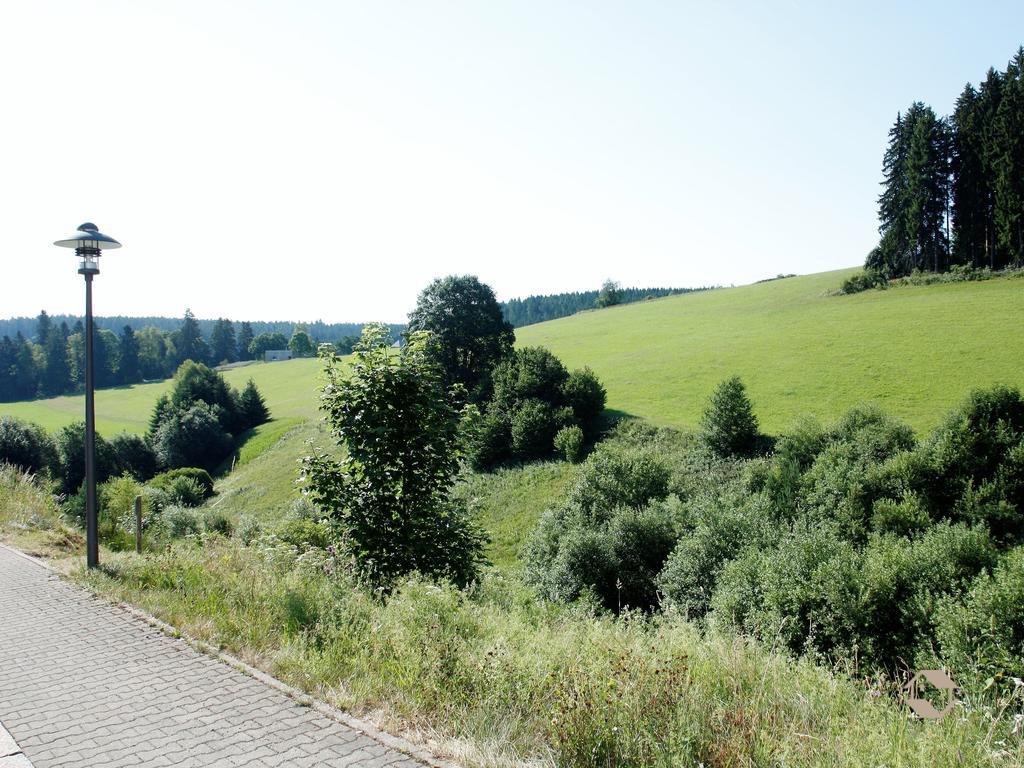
left=932, top=546, right=1024, bottom=690
left=466, top=409, right=512, bottom=471
left=236, top=515, right=261, bottom=544
left=108, top=432, right=158, bottom=481
left=163, top=505, right=201, bottom=538
left=510, top=399, right=559, bottom=459
left=149, top=467, right=215, bottom=498
left=492, top=347, right=569, bottom=411
left=561, top=368, right=607, bottom=437
left=569, top=446, right=671, bottom=520
left=152, top=403, right=232, bottom=471
left=554, top=425, right=585, bottom=463
left=203, top=509, right=233, bottom=536
left=164, top=476, right=206, bottom=508
left=0, top=416, right=58, bottom=477
left=839, top=268, right=887, bottom=294
left=54, top=422, right=119, bottom=496
left=274, top=518, right=332, bottom=550
left=700, top=376, right=759, bottom=458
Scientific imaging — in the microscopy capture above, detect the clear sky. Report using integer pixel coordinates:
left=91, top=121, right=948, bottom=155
left=3, top=1, right=1022, bottom=324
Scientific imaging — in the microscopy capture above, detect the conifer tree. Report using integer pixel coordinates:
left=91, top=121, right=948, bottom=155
left=237, top=321, right=254, bottom=361
left=41, top=323, right=71, bottom=396
left=118, top=325, right=141, bottom=385
left=210, top=318, right=237, bottom=364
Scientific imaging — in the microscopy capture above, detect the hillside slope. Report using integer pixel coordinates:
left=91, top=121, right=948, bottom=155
left=516, top=268, right=1024, bottom=433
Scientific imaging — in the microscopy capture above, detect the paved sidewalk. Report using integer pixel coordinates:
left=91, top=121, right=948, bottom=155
left=0, top=545, right=429, bottom=767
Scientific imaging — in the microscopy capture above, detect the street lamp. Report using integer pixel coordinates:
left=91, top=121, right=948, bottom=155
left=54, top=223, right=122, bottom=569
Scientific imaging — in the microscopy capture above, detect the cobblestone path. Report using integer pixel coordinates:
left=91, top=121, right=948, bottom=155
left=0, top=545, right=431, bottom=768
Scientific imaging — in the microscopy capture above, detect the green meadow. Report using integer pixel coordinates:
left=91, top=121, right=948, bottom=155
left=518, top=267, right=1024, bottom=434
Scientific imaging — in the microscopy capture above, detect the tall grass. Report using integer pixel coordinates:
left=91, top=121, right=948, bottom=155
left=3, top=465, right=1021, bottom=766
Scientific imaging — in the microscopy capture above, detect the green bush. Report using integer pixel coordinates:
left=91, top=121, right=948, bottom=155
left=561, top=367, right=607, bottom=437
left=149, top=467, right=215, bottom=498
left=108, top=432, right=158, bottom=481
left=203, top=509, right=233, bottom=536
left=932, top=546, right=1024, bottom=691
left=163, top=476, right=206, bottom=508
left=510, top=399, right=558, bottom=459
left=554, top=425, right=585, bottom=463
left=700, top=376, right=759, bottom=458
left=163, top=505, right=201, bottom=538
left=0, top=416, right=58, bottom=477
left=54, top=422, right=119, bottom=496
left=153, top=402, right=232, bottom=471
left=839, top=268, right=887, bottom=294
left=568, top=446, right=671, bottom=520
left=465, top=409, right=512, bottom=471
left=236, top=515, right=261, bottom=544
left=275, top=518, right=331, bottom=550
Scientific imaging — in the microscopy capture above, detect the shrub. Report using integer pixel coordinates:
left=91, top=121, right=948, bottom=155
left=510, top=399, right=558, bottom=459
left=932, top=546, right=1024, bottom=690
left=0, top=416, right=58, bottom=477
left=163, top=505, right=201, bottom=538
left=54, top=422, right=119, bottom=496
left=554, top=425, right=585, bottom=463
left=568, top=446, right=671, bottom=520
left=274, top=518, right=332, bottom=550
left=164, top=476, right=206, bottom=508
left=108, top=432, right=158, bottom=481
left=839, top=268, right=887, bottom=294
left=492, top=347, right=569, bottom=411
left=236, top=515, right=261, bottom=544
left=465, top=409, right=512, bottom=471
left=561, top=367, right=607, bottom=437
left=152, top=402, right=232, bottom=471
left=149, top=467, right=215, bottom=498
left=700, top=376, right=759, bottom=458
left=203, top=509, right=233, bottom=536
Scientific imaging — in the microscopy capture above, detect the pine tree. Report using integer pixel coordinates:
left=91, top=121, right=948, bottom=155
left=953, top=83, right=989, bottom=267
left=877, top=111, right=910, bottom=274
left=119, top=325, right=141, bottom=385
left=35, top=310, right=52, bottom=345
left=237, top=322, right=254, bottom=361
left=700, top=376, right=759, bottom=458
left=993, top=48, right=1024, bottom=266
left=41, top=323, right=71, bottom=396
left=210, top=318, right=237, bottom=364
left=237, top=379, right=270, bottom=429
left=172, top=309, right=208, bottom=366
left=13, top=333, right=39, bottom=400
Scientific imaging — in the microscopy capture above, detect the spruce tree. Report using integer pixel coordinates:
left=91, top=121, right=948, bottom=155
left=700, top=376, right=759, bottom=458
left=118, top=325, right=141, bottom=385
left=210, top=318, right=237, bottom=364
left=993, top=48, right=1024, bottom=266
left=237, top=379, right=270, bottom=429
left=41, top=324, right=71, bottom=396
left=35, top=310, right=52, bottom=345
left=237, top=321, right=254, bottom=361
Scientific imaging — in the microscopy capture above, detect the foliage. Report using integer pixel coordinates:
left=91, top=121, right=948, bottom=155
left=162, top=505, right=202, bottom=538
left=108, top=432, right=158, bottom=480
left=236, top=379, right=270, bottom=428
left=0, top=416, right=59, bottom=477
left=202, top=509, right=233, bottom=536
left=249, top=331, right=289, bottom=360
left=554, top=425, right=585, bottom=463
left=54, top=421, right=119, bottom=496
left=288, top=329, right=316, bottom=357
left=470, top=347, right=606, bottom=470
left=839, top=268, right=888, bottom=294
left=501, top=285, right=703, bottom=327
left=152, top=402, right=232, bottom=471
left=302, top=323, right=487, bottom=588
left=701, top=376, right=760, bottom=458
left=595, top=279, right=622, bottom=308
left=522, top=443, right=674, bottom=611
left=407, top=275, right=515, bottom=401
left=148, top=467, right=215, bottom=499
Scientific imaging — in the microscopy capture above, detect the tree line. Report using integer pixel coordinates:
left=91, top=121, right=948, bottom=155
left=0, top=309, right=388, bottom=403
left=868, top=45, right=1024, bottom=277
left=500, top=283, right=706, bottom=328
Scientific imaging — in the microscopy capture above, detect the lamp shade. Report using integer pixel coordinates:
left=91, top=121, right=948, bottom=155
left=54, top=222, right=121, bottom=250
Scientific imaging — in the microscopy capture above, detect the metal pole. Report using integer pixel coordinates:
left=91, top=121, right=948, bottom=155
left=83, top=269, right=99, bottom=569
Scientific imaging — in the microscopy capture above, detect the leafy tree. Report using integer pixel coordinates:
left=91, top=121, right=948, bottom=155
left=237, top=321, right=255, bottom=362
left=152, top=402, right=231, bottom=471
left=407, top=275, right=515, bottom=401
left=0, top=416, right=59, bottom=476
left=595, top=279, right=621, bottom=308
left=288, top=329, right=315, bottom=357
left=249, top=331, right=288, bottom=360
left=136, top=327, right=170, bottom=380
left=12, top=333, right=39, bottom=400
left=118, top=325, right=141, bottom=385
left=701, top=376, right=760, bottom=457
left=210, top=318, right=237, bottom=364
left=302, top=323, right=487, bottom=588
left=94, top=328, right=120, bottom=389
left=55, top=421, right=118, bottom=495
left=108, top=432, right=158, bottom=480
left=334, top=334, right=360, bottom=355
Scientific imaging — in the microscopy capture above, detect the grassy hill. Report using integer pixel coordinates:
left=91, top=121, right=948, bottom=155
left=517, top=267, right=1024, bottom=434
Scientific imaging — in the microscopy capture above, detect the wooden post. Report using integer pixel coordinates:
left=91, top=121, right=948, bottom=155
left=134, top=495, right=143, bottom=554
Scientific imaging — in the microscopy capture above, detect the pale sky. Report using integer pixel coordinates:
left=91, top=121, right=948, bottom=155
left=3, top=1, right=1021, bottom=323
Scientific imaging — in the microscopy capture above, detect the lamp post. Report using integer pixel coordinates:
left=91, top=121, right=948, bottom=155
left=54, top=223, right=122, bottom=569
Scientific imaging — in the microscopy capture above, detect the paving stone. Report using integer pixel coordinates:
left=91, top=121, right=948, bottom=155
left=0, top=547, right=435, bottom=767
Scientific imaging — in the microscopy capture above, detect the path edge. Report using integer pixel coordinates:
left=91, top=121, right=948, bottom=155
left=0, top=543, right=458, bottom=768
